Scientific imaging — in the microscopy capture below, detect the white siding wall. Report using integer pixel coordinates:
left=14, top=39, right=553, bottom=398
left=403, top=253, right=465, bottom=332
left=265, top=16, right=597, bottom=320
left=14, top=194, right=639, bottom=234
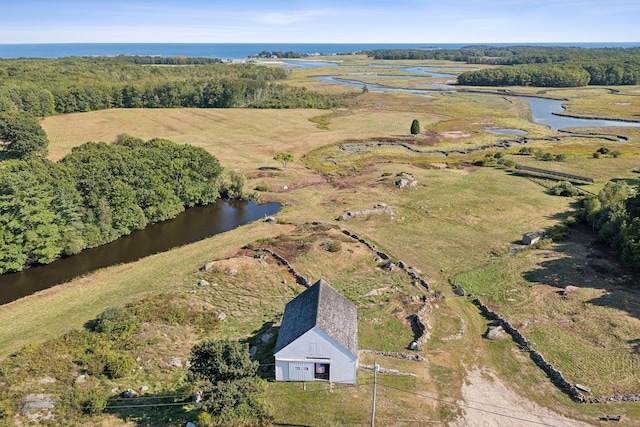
left=275, top=327, right=357, bottom=384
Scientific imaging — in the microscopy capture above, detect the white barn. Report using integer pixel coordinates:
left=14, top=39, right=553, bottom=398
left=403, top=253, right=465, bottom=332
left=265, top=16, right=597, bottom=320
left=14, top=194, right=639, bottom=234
left=274, top=279, right=358, bottom=384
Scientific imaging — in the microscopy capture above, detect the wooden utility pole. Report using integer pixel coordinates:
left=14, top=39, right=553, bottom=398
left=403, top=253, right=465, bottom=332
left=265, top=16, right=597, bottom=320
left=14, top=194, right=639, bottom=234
left=370, top=362, right=379, bottom=427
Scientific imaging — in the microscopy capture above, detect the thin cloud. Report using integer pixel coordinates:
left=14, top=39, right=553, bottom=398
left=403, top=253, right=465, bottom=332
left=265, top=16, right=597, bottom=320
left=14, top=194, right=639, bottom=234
left=254, top=9, right=330, bottom=25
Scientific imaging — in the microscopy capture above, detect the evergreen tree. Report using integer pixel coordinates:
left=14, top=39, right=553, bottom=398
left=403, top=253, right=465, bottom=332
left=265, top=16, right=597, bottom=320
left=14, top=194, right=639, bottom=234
left=410, top=119, right=421, bottom=136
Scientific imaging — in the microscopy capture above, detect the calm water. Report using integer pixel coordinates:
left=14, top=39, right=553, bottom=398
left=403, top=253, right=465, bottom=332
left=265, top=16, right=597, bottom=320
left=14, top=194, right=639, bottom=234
left=521, top=96, right=640, bottom=131
left=317, top=74, right=640, bottom=130
left=0, top=199, right=280, bottom=305
left=0, top=42, right=638, bottom=59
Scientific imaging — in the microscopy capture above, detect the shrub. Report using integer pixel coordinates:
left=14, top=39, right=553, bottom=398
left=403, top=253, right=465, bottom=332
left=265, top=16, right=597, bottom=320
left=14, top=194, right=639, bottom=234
left=254, top=185, right=269, bottom=192
left=497, top=158, right=516, bottom=168
left=101, top=350, right=136, bottom=379
left=81, top=391, right=109, bottom=415
left=549, top=181, right=580, bottom=197
left=325, top=240, right=342, bottom=252
left=90, top=307, right=139, bottom=340
left=548, top=223, right=569, bottom=241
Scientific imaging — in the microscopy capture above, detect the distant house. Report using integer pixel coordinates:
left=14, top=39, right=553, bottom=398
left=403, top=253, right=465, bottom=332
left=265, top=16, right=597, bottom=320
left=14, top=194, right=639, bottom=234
left=274, top=279, right=358, bottom=384
left=522, top=231, right=544, bottom=245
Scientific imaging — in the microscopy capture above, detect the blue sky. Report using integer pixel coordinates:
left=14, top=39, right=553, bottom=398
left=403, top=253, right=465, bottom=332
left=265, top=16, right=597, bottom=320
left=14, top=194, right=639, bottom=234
left=1, top=0, right=638, bottom=44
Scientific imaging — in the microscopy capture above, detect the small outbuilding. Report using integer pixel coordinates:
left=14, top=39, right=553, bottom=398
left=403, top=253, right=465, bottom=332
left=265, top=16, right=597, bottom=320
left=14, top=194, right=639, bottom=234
left=522, top=231, right=543, bottom=245
left=274, top=279, right=358, bottom=384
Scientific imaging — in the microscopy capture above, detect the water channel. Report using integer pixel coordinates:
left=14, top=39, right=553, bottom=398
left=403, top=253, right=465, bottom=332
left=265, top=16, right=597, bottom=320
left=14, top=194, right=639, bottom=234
left=0, top=199, right=280, bottom=305
left=296, top=60, right=640, bottom=131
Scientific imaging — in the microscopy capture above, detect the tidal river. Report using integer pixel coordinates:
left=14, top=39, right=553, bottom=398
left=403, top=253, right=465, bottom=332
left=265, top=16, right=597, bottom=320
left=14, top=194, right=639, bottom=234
left=0, top=199, right=280, bottom=306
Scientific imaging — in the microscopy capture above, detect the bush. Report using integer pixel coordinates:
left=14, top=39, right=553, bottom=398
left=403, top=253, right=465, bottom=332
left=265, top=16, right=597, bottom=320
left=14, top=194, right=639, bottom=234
left=325, top=240, right=342, bottom=252
left=254, top=185, right=269, bottom=192
left=548, top=223, right=570, bottom=241
left=90, top=307, right=139, bottom=340
left=101, top=350, right=136, bottom=379
left=549, top=181, right=580, bottom=197
left=81, top=392, right=109, bottom=415
left=497, top=158, right=516, bottom=168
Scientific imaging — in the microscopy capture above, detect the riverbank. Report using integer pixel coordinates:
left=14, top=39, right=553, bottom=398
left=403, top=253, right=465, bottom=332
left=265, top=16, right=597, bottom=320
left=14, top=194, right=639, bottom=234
left=0, top=221, right=292, bottom=359
left=0, top=200, right=280, bottom=306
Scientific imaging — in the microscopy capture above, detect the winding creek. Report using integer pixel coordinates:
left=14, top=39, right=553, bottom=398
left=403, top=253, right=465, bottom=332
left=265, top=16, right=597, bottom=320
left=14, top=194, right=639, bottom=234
left=289, top=59, right=640, bottom=132
left=3, top=63, right=639, bottom=305
left=0, top=199, right=280, bottom=305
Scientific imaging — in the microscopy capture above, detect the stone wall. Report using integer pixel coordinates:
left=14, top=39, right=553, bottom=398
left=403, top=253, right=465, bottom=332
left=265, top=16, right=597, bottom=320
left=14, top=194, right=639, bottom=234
left=466, top=293, right=583, bottom=401
left=254, top=248, right=310, bottom=288
left=340, top=228, right=430, bottom=291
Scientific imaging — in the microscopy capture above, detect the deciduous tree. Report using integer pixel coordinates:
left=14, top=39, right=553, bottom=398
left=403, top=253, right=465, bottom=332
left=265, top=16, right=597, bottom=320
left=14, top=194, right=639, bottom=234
left=273, top=152, right=294, bottom=170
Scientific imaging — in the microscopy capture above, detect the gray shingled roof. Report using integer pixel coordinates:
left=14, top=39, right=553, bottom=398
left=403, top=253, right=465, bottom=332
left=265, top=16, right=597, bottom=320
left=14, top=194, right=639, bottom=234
left=274, top=279, right=358, bottom=356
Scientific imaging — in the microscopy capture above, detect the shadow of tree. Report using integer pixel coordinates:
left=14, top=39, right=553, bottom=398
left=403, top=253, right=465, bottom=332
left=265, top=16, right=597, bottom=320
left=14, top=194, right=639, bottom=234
left=521, top=224, right=640, bottom=320
left=105, top=387, right=198, bottom=426
left=240, top=321, right=279, bottom=378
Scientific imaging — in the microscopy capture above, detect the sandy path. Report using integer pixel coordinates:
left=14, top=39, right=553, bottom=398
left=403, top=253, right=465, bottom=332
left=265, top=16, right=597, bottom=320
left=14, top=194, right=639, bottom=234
left=451, top=369, right=595, bottom=427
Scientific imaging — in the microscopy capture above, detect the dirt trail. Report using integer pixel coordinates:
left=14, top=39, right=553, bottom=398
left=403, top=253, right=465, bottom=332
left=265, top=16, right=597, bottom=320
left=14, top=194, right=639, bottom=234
left=451, top=369, right=595, bottom=427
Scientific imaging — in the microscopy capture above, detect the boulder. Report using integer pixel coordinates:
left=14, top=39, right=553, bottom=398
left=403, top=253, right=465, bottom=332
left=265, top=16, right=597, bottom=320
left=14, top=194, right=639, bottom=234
left=122, top=389, right=137, bottom=398
left=261, top=332, right=273, bottom=343
left=453, top=285, right=466, bottom=296
left=382, top=261, right=396, bottom=271
left=487, top=326, right=507, bottom=340
left=201, top=262, right=214, bottom=271
left=198, top=279, right=210, bottom=286
left=395, top=178, right=409, bottom=188
left=561, top=285, right=580, bottom=297
left=217, top=312, right=227, bottom=321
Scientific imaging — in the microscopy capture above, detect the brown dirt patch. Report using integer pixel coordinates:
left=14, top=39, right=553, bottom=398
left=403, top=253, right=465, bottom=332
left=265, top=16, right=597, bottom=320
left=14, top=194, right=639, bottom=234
left=452, top=369, right=595, bottom=427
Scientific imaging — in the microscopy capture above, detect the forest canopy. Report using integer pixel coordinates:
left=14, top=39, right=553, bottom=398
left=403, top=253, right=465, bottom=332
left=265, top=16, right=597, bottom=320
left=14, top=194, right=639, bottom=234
left=0, top=56, right=338, bottom=116
left=367, top=46, right=640, bottom=87
left=0, top=135, right=224, bottom=274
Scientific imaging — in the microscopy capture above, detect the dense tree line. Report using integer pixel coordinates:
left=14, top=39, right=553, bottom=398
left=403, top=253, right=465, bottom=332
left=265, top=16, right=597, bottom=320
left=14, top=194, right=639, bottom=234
left=367, top=46, right=640, bottom=87
left=0, top=56, right=338, bottom=115
left=0, top=132, right=225, bottom=274
left=255, top=50, right=306, bottom=58
left=581, top=182, right=640, bottom=269
left=457, top=64, right=592, bottom=87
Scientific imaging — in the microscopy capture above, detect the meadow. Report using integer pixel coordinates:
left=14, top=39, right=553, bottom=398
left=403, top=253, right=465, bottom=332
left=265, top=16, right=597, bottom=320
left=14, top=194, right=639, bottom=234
left=1, top=55, right=640, bottom=425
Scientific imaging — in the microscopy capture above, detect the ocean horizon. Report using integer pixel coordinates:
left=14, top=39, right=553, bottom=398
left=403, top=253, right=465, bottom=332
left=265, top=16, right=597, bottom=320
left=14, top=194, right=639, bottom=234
left=0, top=42, right=638, bottom=59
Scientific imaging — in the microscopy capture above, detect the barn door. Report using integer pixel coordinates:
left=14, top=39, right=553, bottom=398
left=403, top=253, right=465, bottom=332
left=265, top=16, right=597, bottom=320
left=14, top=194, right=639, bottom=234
left=288, top=362, right=314, bottom=381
